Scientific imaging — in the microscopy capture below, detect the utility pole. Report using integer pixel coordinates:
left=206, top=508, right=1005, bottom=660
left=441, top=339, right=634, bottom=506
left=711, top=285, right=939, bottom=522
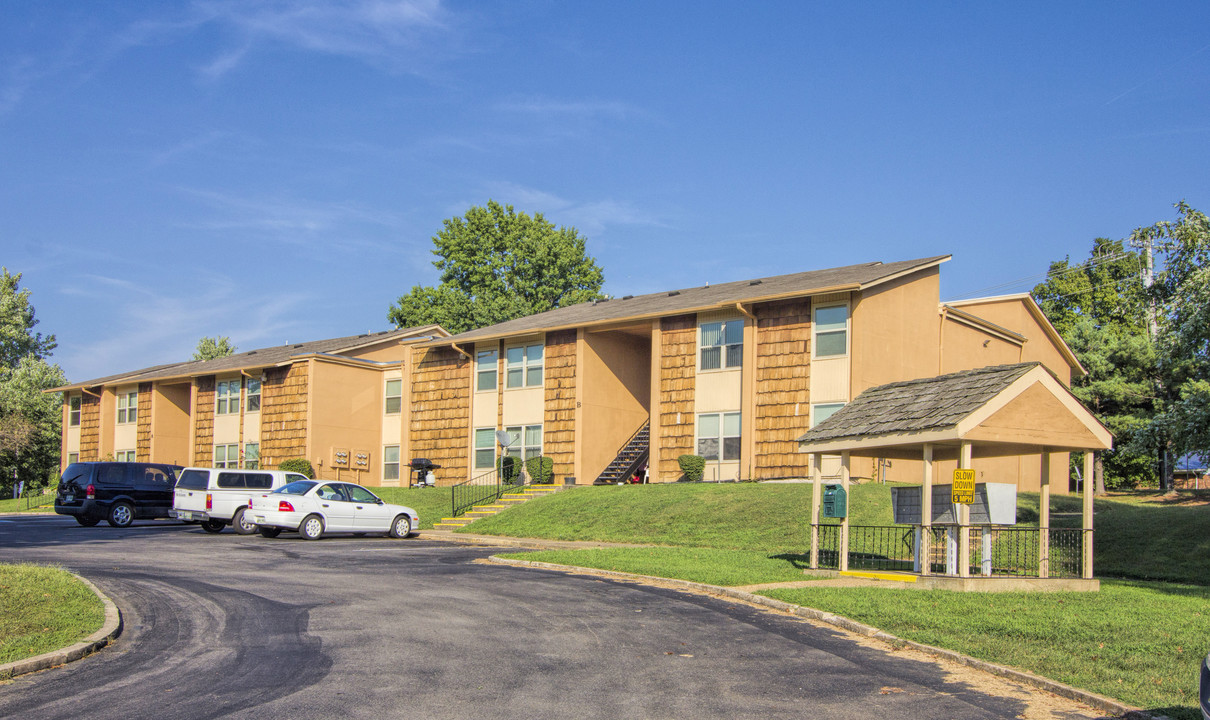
left=1133, top=228, right=1173, bottom=491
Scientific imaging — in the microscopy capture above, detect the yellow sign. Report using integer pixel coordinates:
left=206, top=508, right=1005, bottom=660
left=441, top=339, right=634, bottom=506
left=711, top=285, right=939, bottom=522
left=952, top=469, right=976, bottom=504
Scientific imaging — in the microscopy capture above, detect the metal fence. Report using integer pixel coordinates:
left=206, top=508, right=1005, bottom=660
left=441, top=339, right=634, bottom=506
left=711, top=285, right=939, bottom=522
left=451, top=469, right=526, bottom=517
left=814, top=524, right=1085, bottom=578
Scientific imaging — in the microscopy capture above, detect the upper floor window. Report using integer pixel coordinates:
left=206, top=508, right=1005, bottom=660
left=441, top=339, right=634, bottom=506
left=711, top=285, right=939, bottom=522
left=700, top=320, right=743, bottom=370
left=246, top=378, right=261, bottom=413
left=216, top=380, right=240, bottom=415
left=476, top=349, right=498, bottom=392
left=697, top=412, right=741, bottom=461
left=69, top=396, right=81, bottom=427
left=813, top=305, right=848, bottom=358
left=505, top=343, right=543, bottom=389
left=384, top=378, right=402, bottom=414
left=116, top=390, right=138, bottom=424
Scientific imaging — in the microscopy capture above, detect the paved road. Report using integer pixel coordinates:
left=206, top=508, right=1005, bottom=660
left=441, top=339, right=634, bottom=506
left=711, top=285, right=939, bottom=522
left=1, top=515, right=1097, bottom=719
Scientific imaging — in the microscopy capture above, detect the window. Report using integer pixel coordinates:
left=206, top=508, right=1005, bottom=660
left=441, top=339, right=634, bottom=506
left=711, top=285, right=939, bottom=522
left=217, top=472, right=246, bottom=488
left=505, top=343, right=543, bottom=388
left=504, top=424, right=543, bottom=461
left=214, top=443, right=239, bottom=468
left=67, top=452, right=79, bottom=464
left=69, top=396, right=81, bottom=427
left=116, top=450, right=137, bottom=462
left=244, top=442, right=260, bottom=470
left=812, top=403, right=845, bottom=427
left=216, top=380, right=240, bottom=415
left=474, top=428, right=496, bottom=470
left=476, top=349, right=498, bottom=392
left=384, top=378, right=402, bottom=414
left=814, top=305, right=848, bottom=358
left=700, top=319, right=744, bottom=370
left=697, top=412, right=741, bottom=461
left=246, top=378, right=261, bottom=413
left=116, top=390, right=138, bottom=424
left=384, top=445, right=400, bottom=481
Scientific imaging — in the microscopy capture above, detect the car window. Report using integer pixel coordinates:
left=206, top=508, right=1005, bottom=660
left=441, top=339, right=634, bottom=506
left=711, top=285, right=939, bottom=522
left=62, top=464, right=89, bottom=485
left=140, top=468, right=172, bottom=487
left=276, top=480, right=317, bottom=495
left=100, top=464, right=131, bottom=487
left=317, top=484, right=347, bottom=501
left=245, top=473, right=273, bottom=490
left=286, top=474, right=308, bottom=484
left=177, top=469, right=209, bottom=490
left=217, top=472, right=245, bottom=489
left=345, top=485, right=379, bottom=503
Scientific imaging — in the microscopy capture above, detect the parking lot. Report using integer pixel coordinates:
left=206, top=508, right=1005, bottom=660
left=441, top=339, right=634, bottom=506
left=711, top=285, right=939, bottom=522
left=0, top=515, right=1103, bottom=719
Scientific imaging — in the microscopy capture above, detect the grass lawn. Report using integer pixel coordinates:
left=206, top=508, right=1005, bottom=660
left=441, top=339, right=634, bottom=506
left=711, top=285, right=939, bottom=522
left=0, top=494, right=56, bottom=514
left=483, top=482, right=1210, bottom=718
left=0, top=564, right=105, bottom=666
left=366, top=486, right=453, bottom=530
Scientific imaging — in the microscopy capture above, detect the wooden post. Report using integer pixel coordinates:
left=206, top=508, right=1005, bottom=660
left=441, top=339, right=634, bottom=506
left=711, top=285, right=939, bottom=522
left=958, top=441, right=972, bottom=579
left=1083, top=450, right=1095, bottom=579
left=840, top=451, right=850, bottom=573
left=809, top=453, right=821, bottom=569
left=1039, top=449, right=1050, bottom=578
left=921, top=443, right=933, bottom=576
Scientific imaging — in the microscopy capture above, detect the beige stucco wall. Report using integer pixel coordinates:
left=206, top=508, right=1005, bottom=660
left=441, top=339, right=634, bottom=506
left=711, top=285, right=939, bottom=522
left=151, top=382, right=192, bottom=466
left=309, top=360, right=385, bottom=484
left=851, top=268, right=942, bottom=395
left=577, top=331, right=651, bottom=483
left=939, top=317, right=1025, bottom=374
left=948, top=298, right=1073, bottom=383
left=340, top=339, right=411, bottom=363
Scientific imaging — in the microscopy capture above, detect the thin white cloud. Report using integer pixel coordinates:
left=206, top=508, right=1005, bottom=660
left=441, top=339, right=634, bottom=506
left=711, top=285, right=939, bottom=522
left=482, top=182, right=672, bottom=239
left=494, top=96, right=646, bottom=122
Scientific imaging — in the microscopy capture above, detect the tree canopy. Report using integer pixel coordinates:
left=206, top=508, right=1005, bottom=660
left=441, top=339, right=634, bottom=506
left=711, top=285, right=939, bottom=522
left=388, top=201, right=606, bottom=334
left=193, top=336, right=237, bottom=361
left=0, top=268, right=56, bottom=368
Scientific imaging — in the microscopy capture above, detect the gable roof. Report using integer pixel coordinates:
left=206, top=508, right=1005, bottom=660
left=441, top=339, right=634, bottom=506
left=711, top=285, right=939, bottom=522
left=434, top=255, right=950, bottom=345
left=945, top=293, right=1085, bottom=377
left=53, top=325, right=448, bottom=392
left=796, top=362, right=1111, bottom=456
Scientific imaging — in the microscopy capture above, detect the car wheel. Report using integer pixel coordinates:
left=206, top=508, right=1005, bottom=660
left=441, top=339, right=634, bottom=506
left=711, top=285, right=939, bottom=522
left=389, top=514, right=413, bottom=538
left=75, top=515, right=100, bottom=527
left=258, top=526, right=282, bottom=538
left=107, top=502, right=134, bottom=528
left=232, top=507, right=258, bottom=535
left=201, top=519, right=225, bottom=533
left=299, top=514, right=324, bottom=540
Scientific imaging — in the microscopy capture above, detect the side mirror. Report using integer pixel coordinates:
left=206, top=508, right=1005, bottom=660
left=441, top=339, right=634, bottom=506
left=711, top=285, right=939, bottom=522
left=377, top=499, right=384, bottom=505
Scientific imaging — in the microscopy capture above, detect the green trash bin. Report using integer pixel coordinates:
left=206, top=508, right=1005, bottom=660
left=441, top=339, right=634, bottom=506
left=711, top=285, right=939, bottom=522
left=822, top=484, right=847, bottom=518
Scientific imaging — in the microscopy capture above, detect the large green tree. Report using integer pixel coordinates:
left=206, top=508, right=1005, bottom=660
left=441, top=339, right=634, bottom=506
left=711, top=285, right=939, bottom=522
left=1032, top=239, right=1157, bottom=489
left=388, top=201, right=606, bottom=334
left=192, top=335, right=237, bottom=361
left=0, top=269, right=65, bottom=496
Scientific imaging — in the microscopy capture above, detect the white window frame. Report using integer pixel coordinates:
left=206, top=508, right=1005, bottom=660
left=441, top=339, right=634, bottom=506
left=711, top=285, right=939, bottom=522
left=696, top=412, right=741, bottom=461
left=476, top=349, right=498, bottom=392
left=244, top=442, right=260, bottom=470
left=505, top=343, right=544, bottom=389
left=69, top=395, right=81, bottom=427
left=116, top=449, right=137, bottom=462
left=383, top=444, right=400, bottom=481
left=699, top=319, right=744, bottom=371
left=474, top=428, right=496, bottom=470
left=504, top=424, right=543, bottom=461
left=811, top=402, right=846, bottom=428
left=68, top=452, right=79, bottom=465
left=245, top=378, right=261, bottom=413
left=813, top=303, right=850, bottom=359
left=214, top=443, right=239, bottom=469
left=116, top=390, right=138, bottom=424
left=384, top=378, right=402, bottom=415
left=216, top=380, right=240, bottom=415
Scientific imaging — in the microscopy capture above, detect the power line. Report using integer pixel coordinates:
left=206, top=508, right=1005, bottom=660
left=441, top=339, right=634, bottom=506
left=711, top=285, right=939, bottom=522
left=944, top=250, right=1138, bottom=302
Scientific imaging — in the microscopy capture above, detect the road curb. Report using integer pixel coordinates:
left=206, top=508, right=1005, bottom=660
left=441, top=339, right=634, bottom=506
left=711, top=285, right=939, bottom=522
left=0, top=573, right=122, bottom=681
left=486, top=555, right=1141, bottom=719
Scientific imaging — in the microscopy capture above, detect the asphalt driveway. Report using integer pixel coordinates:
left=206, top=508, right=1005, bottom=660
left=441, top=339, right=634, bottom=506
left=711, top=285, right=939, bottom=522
left=0, top=515, right=1101, bottom=719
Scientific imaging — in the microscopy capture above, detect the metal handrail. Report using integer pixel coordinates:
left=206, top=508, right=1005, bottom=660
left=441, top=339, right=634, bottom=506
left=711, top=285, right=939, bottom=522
left=594, top=421, right=650, bottom=484
left=451, top=468, right=527, bottom=517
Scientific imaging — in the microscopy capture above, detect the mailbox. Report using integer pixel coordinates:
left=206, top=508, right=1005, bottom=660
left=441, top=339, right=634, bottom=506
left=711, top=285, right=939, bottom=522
left=822, top=483, right=847, bottom=518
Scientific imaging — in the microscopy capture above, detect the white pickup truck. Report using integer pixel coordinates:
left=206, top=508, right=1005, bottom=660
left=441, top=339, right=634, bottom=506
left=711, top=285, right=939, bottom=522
left=173, top=467, right=309, bottom=534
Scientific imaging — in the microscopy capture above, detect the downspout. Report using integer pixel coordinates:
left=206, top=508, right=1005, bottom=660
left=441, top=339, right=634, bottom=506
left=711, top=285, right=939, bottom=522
left=736, top=302, right=756, bottom=480
left=450, top=343, right=474, bottom=362
left=938, top=306, right=948, bottom=375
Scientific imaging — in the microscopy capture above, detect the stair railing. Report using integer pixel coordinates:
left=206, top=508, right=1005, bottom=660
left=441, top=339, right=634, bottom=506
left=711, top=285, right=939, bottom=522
left=594, top=421, right=651, bottom=485
left=451, top=468, right=527, bottom=517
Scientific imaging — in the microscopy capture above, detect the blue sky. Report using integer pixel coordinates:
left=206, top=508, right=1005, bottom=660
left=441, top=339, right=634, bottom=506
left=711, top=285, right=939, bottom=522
left=3, top=1, right=1208, bottom=382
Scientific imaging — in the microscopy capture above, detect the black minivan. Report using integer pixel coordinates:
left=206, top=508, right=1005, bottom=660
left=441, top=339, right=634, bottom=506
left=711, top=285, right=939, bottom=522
left=55, top=462, right=183, bottom=528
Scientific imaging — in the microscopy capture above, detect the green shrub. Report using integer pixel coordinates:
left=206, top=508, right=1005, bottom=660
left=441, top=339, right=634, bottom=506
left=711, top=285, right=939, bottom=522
left=278, top=458, right=315, bottom=479
left=678, top=454, right=705, bottom=481
left=526, top=456, right=554, bottom=484
left=497, top=455, right=520, bottom=483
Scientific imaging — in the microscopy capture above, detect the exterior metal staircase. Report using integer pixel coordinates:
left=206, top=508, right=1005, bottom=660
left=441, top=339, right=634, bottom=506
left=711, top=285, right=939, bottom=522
left=593, top=421, right=650, bottom=485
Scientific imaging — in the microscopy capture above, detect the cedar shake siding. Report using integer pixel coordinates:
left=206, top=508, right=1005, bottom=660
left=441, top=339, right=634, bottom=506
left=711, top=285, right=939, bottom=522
left=80, top=394, right=101, bottom=461
left=657, top=315, right=696, bottom=478
left=261, top=364, right=309, bottom=468
left=193, top=376, right=216, bottom=466
left=136, top=382, right=153, bottom=461
left=410, top=346, right=471, bottom=483
left=753, top=299, right=812, bottom=478
left=543, top=330, right=577, bottom=480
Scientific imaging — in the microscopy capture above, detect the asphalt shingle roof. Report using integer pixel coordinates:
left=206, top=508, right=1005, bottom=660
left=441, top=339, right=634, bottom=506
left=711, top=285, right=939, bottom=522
left=439, top=255, right=950, bottom=343
left=796, top=363, right=1040, bottom=445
